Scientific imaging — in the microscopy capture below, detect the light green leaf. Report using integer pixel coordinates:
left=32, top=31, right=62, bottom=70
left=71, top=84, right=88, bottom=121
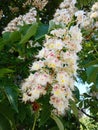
left=70, top=100, right=78, bottom=117
left=51, top=113, right=64, bottom=130
left=0, top=68, right=14, bottom=77
left=9, top=31, right=21, bottom=42
left=20, top=22, right=38, bottom=44
left=48, top=20, right=56, bottom=32
left=48, top=20, right=66, bottom=32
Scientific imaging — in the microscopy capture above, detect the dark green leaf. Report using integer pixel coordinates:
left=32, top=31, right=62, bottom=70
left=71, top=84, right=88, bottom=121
left=39, top=106, right=51, bottom=126
left=19, top=24, right=31, bottom=35
left=39, top=95, right=51, bottom=126
left=0, top=101, right=16, bottom=130
left=35, top=23, right=49, bottom=41
left=2, top=32, right=10, bottom=39
left=86, top=65, right=98, bottom=86
left=50, top=126, right=59, bottom=130
left=0, top=114, right=11, bottom=130
left=79, top=101, right=83, bottom=108
left=4, top=85, right=19, bottom=113
left=0, top=40, right=9, bottom=51
left=74, top=87, right=80, bottom=100
left=83, top=60, right=98, bottom=68
left=96, top=74, right=98, bottom=88
left=17, top=103, right=33, bottom=123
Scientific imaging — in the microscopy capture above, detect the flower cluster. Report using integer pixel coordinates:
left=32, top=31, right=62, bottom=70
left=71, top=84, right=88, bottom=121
left=32, top=0, right=48, bottom=11
left=90, top=2, right=98, bottom=19
left=23, top=0, right=33, bottom=8
left=23, top=0, right=48, bottom=11
left=75, top=2, right=98, bottom=29
left=21, top=0, right=83, bottom=115
left=3, top=8, right=37, bottom=33
left=53, top=0, right=77, bottom=25
left=9, top=6, right=19, bottom=13
left=75, top=9, right=93, bottom=29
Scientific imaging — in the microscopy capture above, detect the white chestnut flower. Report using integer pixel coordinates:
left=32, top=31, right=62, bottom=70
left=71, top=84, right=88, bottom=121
left=90, top=11, right=98, bottom=19
left=30, top=60, right=45, bottom=71
left=92, top=2, right=98, bottom=11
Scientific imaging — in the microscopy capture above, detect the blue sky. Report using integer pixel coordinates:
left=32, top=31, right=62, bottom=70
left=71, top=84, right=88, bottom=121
left=75, top=82, right=88, bottom=94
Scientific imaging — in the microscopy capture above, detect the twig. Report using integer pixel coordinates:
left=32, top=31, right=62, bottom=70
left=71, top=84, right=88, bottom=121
left=77, top=107, right=98, bottom=122
left=85, top=27, right=96, bottom=40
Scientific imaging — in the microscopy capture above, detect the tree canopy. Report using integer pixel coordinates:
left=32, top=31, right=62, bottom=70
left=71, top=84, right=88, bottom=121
left=0, top=0, right=98, bottom=130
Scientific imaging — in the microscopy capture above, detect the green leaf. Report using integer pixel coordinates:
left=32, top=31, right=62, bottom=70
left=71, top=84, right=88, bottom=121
left=79, top=101, right=83, bottom=108
left=51, top=113, right=64, bottom=130
left=83, top=60, right=98, bottom=68
left=0, top=101, right=16, bottom=130
left=96, top=74, right=98, bottom=88
left=0, top=40, right=8, bottom=51
left=9, top=31, right=21, bottom=42
left=0, top=68, right=14, bottom=77
left=48, top=20, right=66, bottom=32
left=0, top=31, right=20, bottom=51
left=70, top=100, right=78, bottom=117
left=18, top=103, right=31, bottom=123
left=50, top=127, right=59, bottom=130
left=4, top=85, right=19, bottom=113
left=20, top=22, right=38, bottom=44
left=80, top=122, right=86, bottom=129
left=0, top=114, right=11, bottom=130
left=2, top=31, right=21, bottom=42
left=86, top=65, right=98, bottom=86
left=2, top=32, right=10, bottom=39
left=39, top=95, right=51, bottom=126
left=74, top=87, right=80, bottom=100
left=35, top=23, right=49, bottom=41
left=39, top=105, right=51, bottom=126
left=19, top=24, right=31, bottom=35
left=48, top=20, right=56, bottom=32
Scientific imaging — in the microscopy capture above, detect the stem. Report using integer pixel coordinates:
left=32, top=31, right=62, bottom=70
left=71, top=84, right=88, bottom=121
left=32, top=111, right=38, bottom=130
left=67, top=19, right=77, bottom=29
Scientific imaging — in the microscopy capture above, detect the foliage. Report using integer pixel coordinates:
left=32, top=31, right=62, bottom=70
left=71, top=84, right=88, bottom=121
left=0, top=21, right=49, bottom=130
left=76, top=0, right=98, bottom=9
left=80, top=117, right=98, bottom=130
left=0, top=0, right=98, bottom=130
left=78, top=22, right=98, bottom=120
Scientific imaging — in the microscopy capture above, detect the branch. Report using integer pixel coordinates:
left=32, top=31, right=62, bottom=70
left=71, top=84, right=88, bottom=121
left=84, top=27, right=96, bottom=40
left=77, top=107, right=98, bottom=122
